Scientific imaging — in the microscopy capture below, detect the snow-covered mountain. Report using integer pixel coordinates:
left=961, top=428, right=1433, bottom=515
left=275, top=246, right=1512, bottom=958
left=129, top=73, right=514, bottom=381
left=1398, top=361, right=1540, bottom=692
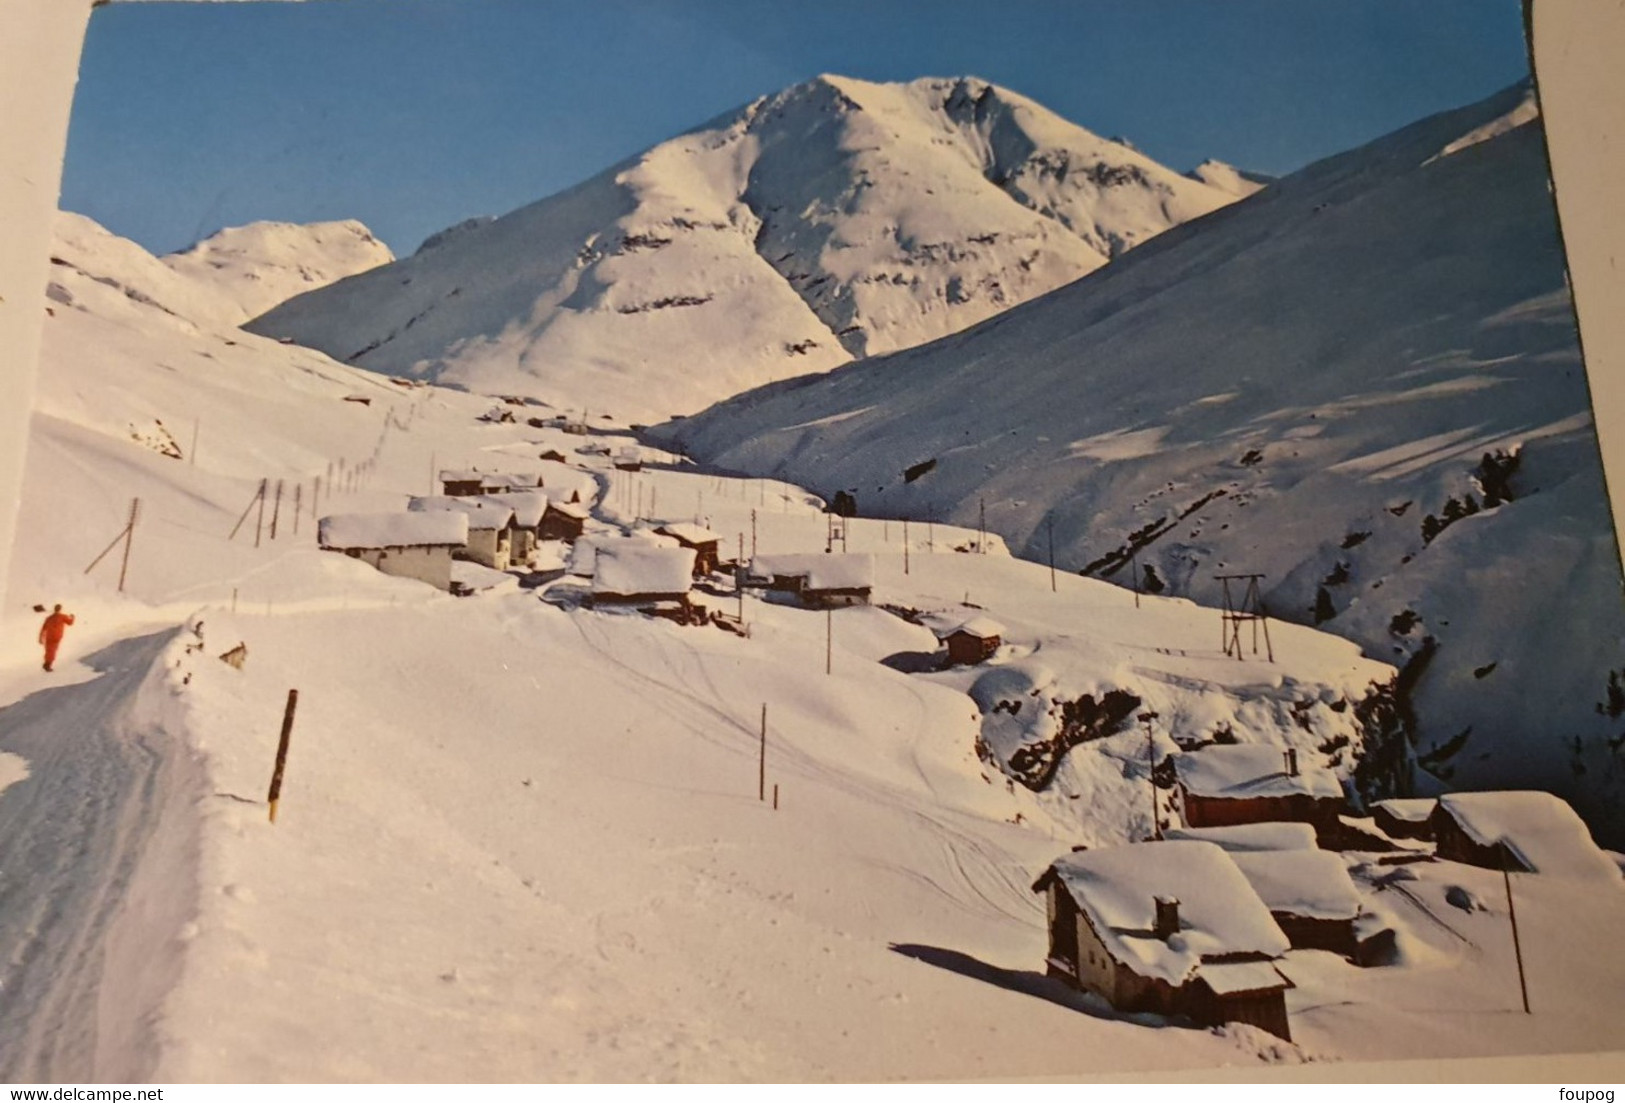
left=163, top=219, right=394, bottom=325
left=245, top=74, right=1243, bottom=421
left=657, top=83, right=1625, bottom=847
left=11, top=201, right=1625, bottom=1082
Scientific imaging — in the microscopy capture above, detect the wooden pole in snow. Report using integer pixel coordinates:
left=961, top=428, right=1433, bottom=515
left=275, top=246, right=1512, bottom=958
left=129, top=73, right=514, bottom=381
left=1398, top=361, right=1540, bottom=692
left=758, top=703, right=767, bottom=802
left=826, top=608, right=833, bottom=676
left=267, top=688, right=299, bottom=824
left=1504, top=857, right=1531, bottom=1013
left=738, top=534, right=745, bottom=623
left=118, top=497, right=139, bottom=594
left=270, top=480, right=284, bottom=540
left=255, top=478, right=267, bottom=547
left=1048, top=517, right=1057, bottom=593
left=189, top=419, right=199, bottom=466
left=293, top=484, right=302, bottom=536
left=903, top=519, right=910, bottom=576
left=1140, top=710, right=1161, bottom=841
left=773, top=783, right=779, bottom=811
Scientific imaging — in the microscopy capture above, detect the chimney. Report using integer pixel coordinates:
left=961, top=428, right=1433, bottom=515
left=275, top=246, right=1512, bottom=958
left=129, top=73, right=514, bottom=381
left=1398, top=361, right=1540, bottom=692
left=1284, top=747, right=1299, bottom=777
left=1153, top=895, right=1180, bottom=941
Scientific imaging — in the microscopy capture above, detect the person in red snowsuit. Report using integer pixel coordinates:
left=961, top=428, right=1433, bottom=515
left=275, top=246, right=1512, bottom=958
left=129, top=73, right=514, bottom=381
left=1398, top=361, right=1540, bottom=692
left=39, top=604, right=74, bottom=672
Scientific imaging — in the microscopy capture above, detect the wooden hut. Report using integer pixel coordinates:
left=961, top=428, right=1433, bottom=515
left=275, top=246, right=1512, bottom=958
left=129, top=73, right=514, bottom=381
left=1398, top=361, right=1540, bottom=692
left=1228, top=849, right=1363, bottom=959
left=1430, top=791, right=1618, bottom=878
left=1372, top=798, right=1438, bottom=842
left=1175, top=745, right=1346, bottom=836
left=590, top=544, right=696, bottom=614
left=439, top=469, right=488, bottom=497
left=935, top=614, right=1005, bottom=666
left=748, top=553, right=874, bottom=608
left=654, top=523, right=723, bottom=576
left=318, top=511, right=468, bottom=592
left=539, top=498, right=590, bottom=542
left=1032, top=841, right=1294, bottom=1040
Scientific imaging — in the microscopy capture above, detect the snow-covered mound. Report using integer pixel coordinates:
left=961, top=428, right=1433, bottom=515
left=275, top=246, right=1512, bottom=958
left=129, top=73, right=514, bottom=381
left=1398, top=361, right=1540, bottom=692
left=163, top=219, right=393, bottom=325
left=657, top=83, right=1625, bottom=847
left=245, top=74, right=1241, bottom=421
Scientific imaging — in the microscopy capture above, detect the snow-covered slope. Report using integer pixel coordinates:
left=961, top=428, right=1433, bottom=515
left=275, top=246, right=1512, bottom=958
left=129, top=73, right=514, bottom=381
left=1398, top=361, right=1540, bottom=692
left=245, top=74, right=1241, bottom=422
left=657, top=83, right=1625, bottom=847
left=162, top=219, right=393, bottom=325
left=8, top=207, right=1625, bottom=1080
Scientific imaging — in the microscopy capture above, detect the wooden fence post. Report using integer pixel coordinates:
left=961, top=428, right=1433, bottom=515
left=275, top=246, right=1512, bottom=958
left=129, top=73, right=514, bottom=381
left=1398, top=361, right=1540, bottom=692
left=267, top=689, right=299, bottom=824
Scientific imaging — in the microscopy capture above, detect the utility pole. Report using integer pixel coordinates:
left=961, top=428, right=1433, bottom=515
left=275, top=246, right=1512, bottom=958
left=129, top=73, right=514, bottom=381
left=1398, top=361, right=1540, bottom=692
left=978, top=497, right=987, bottom=554
left=826, top=608, right=833, bottom=675
left=759, top=704, right=767, bottom=802
left=903, top=519, right=910, bottom=576
left=751, top=509, right=757, bottom=559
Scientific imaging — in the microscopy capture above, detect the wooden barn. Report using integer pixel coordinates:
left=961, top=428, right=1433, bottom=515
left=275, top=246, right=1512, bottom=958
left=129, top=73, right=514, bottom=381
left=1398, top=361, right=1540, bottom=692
left=409, top=496, right=516, bottom=571
left=1430, top=791, right=1618, bottom=878
left=1372, top=798, right=1438, bottom=842
left=1032, top=841, right=1294, bottom=1040
left=1175, top=745, right=1346, bottom=836
left=539, top=498, right=590, bottom=542
left=590, top=544, right=696, bottom=615
left=654, top=523, right=723, bottom=576
left=935, top=614, right=1005, bottom=666
left=318, top=511, right=468, bottom=592
left=748, top=553, right=874, bottom=609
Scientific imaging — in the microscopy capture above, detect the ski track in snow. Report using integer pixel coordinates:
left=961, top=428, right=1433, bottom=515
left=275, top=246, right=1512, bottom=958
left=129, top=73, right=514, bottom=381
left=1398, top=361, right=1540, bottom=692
left=564, top=610, right=1035, bottom=926
left=0, top=629, right=198, bottom=1082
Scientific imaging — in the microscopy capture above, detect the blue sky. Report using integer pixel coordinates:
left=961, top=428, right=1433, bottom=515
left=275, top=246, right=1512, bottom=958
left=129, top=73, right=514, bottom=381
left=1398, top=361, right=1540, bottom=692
left=62, top=0, right=1531, bottom=257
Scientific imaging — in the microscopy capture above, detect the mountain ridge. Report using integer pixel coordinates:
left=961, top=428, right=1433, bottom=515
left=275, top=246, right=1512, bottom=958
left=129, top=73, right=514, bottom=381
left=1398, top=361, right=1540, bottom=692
left=245, top=73, right=1243, bottom=421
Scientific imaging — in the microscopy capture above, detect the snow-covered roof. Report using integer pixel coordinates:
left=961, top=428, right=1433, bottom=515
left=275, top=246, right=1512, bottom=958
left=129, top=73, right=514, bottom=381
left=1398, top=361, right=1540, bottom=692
left=484, top=472, right=543, bottom=490
left=439, top=469, right=488, bottom=484
left=546, top=499, right=592, bottom=521
left=1374, top=798, right=1438, bottom=824
left=319, top=511, right=467, bottom=550
left=750, top=553, right=874, bottom=591
left=1163, top=822, right=1318, bottom=853
left=408, top=496, right=516, bottom=530
left=1174, top=744, right=1343, bottom=802
left=1195, top=960, right=1290, bottom=997
left=1039, top=841, right=1289, bottom=986
left=592, top=545, right=696, bottom=598
left=1436, top=791, right=1618, bottom=879
left=481, top=491, right=547, bottom=528
left=654, top=522, right=722, bottom=547
left=1229, top=850, right=1363, bottom=921
left=568, top=530, right=674, bottom=576
left=935, top=614, right=1005, bottom=641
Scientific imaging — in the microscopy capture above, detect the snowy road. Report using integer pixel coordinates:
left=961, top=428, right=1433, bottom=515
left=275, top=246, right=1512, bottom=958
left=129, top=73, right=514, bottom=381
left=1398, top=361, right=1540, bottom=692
left=0, top=628, right=199, bottom=1083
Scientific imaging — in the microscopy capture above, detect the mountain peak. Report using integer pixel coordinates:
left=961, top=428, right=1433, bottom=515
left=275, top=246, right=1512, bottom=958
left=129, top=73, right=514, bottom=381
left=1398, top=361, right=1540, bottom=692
left=248, top=74, right=1241, bottom=421
left=165, top=218, right=394, bottom=324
